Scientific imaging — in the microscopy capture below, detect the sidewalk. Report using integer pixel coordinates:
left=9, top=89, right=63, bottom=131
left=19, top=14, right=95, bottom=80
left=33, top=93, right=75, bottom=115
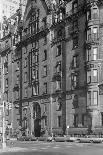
left=0, top=146, right=28, bottom=153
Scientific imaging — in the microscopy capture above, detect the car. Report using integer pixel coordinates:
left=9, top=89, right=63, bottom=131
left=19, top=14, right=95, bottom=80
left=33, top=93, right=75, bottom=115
left=17, top=135, right=37, bottom=141
left=77, top=137, right=103, bottom=143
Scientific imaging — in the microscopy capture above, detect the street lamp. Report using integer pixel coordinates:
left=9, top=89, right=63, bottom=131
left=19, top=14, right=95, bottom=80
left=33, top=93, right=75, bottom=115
left=1, top=57, right=6, bottom=149
left=2, top=101, right=6, bottom=149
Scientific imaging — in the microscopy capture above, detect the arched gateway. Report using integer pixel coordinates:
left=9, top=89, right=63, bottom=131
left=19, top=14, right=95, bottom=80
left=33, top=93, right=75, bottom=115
left=33, top=102, right=41, bottom=137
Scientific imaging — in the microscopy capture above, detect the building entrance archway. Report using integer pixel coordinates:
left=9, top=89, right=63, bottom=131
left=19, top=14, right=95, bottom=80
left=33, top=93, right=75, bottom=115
left=33, top=103, right=41, bottom=137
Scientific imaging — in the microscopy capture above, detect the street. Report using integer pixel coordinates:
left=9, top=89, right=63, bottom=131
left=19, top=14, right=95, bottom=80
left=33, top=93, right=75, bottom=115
left=0, top=141, right=103, bottom=155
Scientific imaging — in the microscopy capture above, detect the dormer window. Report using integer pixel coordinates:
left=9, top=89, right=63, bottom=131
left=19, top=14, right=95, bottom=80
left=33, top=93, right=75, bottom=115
left=92, top=7, right=99, bottom=19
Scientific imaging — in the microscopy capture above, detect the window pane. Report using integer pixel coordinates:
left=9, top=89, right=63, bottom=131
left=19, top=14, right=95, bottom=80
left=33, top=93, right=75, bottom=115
left=93, top=48, right=97, bottom=60
left=93, top=27, right=97, bottom=33
left=93, top=69, right=97, bottom=76
left=93, top=91, right=98, bottom=105
left=87, top=71, right=91, bottom=83
left=87, top=91, right=91, bottom=105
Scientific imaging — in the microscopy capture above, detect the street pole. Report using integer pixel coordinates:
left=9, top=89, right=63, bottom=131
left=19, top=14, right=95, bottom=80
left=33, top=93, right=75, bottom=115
left=2, top=101, right=6, bottom=149
left=1, top=57, right=6, bottom=149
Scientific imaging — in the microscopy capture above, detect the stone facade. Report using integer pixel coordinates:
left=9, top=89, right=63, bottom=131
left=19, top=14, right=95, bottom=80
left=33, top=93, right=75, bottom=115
left=1, top=0, right=103, bottom=137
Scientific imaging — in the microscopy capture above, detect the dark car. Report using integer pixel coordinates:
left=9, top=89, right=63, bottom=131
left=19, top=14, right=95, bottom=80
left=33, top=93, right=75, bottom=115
left=17, top=135, right=37, bottom=141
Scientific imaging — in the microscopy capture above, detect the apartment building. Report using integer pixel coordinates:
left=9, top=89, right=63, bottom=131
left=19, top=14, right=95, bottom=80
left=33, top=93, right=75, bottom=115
left=1, top=0, right=103, bottom=137
left=0, top=4, right=26, bottom=135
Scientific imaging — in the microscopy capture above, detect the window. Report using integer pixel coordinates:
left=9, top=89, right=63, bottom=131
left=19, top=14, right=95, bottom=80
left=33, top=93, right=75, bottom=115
left=92, top=8, right=98, bottom=19
left=74, top=114, right=78, bottom=127
left=35, top=52, right=39, bottom=62
left=24, top=87, right=28, bottom=97
left=93, top=47, right=97, bottom=60
left=93, top=91, right=98, bottom=105
left=23, top=108, right=27, bottom=116
left=44, top=50, right=47, bottom=60
left=44, top=36, right=47, bottom=45
left=87, top=70, right=91, bottom=83
left=56, top=45, right=61, bottom=56
left=24, top=72, right=27, bottom=82
left=101, top=113, right=103, bottom=126
left=57, top=102, right=62, bottom=111
left=86, top=49, right=91, bottom=61
left=32, top=69, right=38, bottom=80
left=44, top=82, right=47, bottom=94
left=0, top=109, right=2, bottom=115
left=32, top=85, right=39, bottom=95
left=16, top=91, right=19, bottom=99
left=24, top=58, right=27, bottom=67
left=28, top=52, right=32, bottom=84
left=93, top=69, right=98, bottom=82
left=32, top=51, right=39, bottom=64
left=73, top=20, right=78, bottom=30
left=82, top=114, right=87, bottom=126
left=44, top=104, right=47, bottom=112
left=73, top=36, right=78, bottom=48
left=17, top=61, right=20, bottom=70
left=59, top=12, right=63, bottom=21
left=87, top=28, right=91, bottom=41
left=56, top=61, right=61, bottom=73
left=5, top=79, right=8, bottom=87
left=16, top=75, right=19, bottom=85
left=43, top=17, right=47, bottom=28
left=57, top=30, right=62, bottom=37
left=73, top=2, right=78, bottom=14
left=43, top=65, right=47, bottom=77
left=93, top=27, right=98, bottom=40
left=87, top=10, right=91, bottom=20
left=58, top=116, right=62, bottom=127
left=71, top=74, right=78, bottom=88
left=56, top=81, right=61, bottom=91
left=35, top=41, right=39, bottom=49
left=5, top=91, right=8, bottom=102
left=73, top=55, right=78, bottom=68
left=45, top=117, right=47, bottom=126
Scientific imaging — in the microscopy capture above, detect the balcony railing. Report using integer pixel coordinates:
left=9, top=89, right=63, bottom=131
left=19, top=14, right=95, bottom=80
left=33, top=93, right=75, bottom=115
left=86, top=34, right=99, bottom=45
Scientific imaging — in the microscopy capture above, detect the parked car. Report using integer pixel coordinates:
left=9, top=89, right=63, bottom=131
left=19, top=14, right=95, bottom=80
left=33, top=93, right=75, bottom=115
left=77, top=137, right=103, bottom=143
left=17, top=135, right=37, bottom=141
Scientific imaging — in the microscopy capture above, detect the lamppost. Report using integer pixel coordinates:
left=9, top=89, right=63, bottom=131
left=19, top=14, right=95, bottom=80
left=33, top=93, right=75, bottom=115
left=1, top=57, right=6, bottom=149
left=2, top=101, right=6, bottom=149
left=67, top=125, right=69, bottom=136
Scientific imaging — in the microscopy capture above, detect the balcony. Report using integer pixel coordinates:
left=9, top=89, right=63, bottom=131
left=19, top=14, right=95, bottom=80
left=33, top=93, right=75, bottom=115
left=86, top=17, right=99, bottom=28
left=86, top=105, right=99, bottom=112
left=85, top=62, right=95, bottom=70
left=85, top=34, right=99, bottom=47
